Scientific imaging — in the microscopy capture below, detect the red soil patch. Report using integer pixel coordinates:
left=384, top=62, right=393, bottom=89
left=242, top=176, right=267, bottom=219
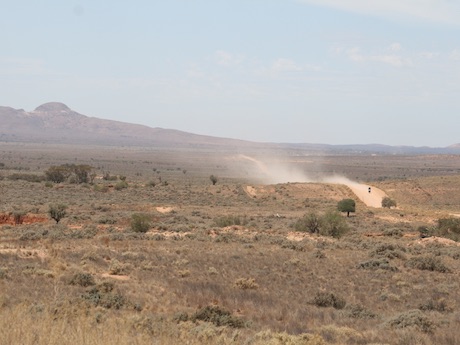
left=0, top=213, right=48, bottom=226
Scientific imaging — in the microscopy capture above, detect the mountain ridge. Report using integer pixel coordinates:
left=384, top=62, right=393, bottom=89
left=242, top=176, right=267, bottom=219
left=1, top=102, right=458, bottom=154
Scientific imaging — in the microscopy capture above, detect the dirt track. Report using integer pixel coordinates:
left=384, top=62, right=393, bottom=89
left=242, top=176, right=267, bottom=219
left=344, top=182, right=387, bottom=208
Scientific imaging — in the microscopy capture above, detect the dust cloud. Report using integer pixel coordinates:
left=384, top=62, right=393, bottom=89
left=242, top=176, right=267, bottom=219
left=230, top=154, right=385, bottom=207
left=232, top=154, right=359, bottom=187
left=235, top=154, right=314, bottom=184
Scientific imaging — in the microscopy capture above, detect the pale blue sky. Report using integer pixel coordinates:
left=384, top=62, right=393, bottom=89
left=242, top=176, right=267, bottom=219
left=2, top=1, right=460, bottom=146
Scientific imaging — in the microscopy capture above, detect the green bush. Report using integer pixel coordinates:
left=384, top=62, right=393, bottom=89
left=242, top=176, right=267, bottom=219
left=114, top=181, right=128, bottom=190
left=214, top=215, right=247, bottom=227
left=94, top=184, right=109, bottom=192
left=311, top=292, right=346, bottom=309
left=210, top=174, right=218, bottom=185
left=419, top=298, right=453, bottom=313
left=356, top=259, right=398, bottom=271
left=48, top=204, right=67, bottom=224
left=294, top=213, right=320, bottom=233
left=82, top=283, right=127, bottom=309
left=320, top=211, right=349, bottom=238
left=130, top=213, right=152, bottom=233
left=8, top=173, right=45, bottom=183
left=381, top=197, right=397, bottom=208
left=386, top=310, right=435, bottom=333
left=342, top=304, right=377, bottom=319
left=405, top=256, right=451, bottom=273
left=13, top=211, right=26, bottom=225
left=435, top=217, right=460, bottom=241
left=192, top=305, right=246, bottom=328
left=69, top=273, right=96, bottom=287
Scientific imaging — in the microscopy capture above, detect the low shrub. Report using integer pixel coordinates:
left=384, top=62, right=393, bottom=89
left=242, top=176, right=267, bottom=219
left=8, top=173, right=45, bottom=183
left=342, top=304, right=377, bottom=319
left=293, top=211, right=348, bottom=238
left=114, top=181, right=128, bottom=190
left=405, top=256, right=451, bottom=273
left=320, top=211, right=349, bottom=238
left=386, top=309, right=435, bottom=333
left=419, top=298, right=453, bottom=313
left=82, top=282, right=127, bottom=309
left=234, top=278, right=259, bottom=290
left=357, top=258, right=398, bottom=271
left=69, top=273, right=96, bottom=287
left=252, top=330, right=326, bottom=345
left=48, top=204, right=67, bottom=224
left=382, top=228, right=403, bottom=237
left=294, top=213, right=320, bottom=233
left=214, top=215, right=247, bottom=228
left=94, top=184, right=109, bottom=192
left=310, top=292, right=346, bottom=309
left=0, top=268, right=8, bottom=280
left=435, top=217, right=460, bottom=241
left=381, top=197, right=397, bottom=208
left=369, top=243, right=406, bottom=260
left=191, top=305, right=246, bottom=328
left=130, top=213, right=152, bottom=233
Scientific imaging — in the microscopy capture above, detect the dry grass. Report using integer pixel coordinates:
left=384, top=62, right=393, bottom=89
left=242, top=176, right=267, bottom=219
left=1, top=144, right=460, bottom=344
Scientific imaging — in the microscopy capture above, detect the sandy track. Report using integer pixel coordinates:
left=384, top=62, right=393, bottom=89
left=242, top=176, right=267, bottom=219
left=344, top=182, right=387, bottom=208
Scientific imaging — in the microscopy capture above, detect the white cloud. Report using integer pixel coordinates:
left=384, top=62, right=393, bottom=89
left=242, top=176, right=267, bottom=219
left=449, top=49, right=460, bottom=61
left=296, top=0, right=460, bottom=25
left=389, top=43, right=402, bottom=52
left=213, top=50, right=244, bottom=66
left=271, top=58, right=303, bottom=72
left=254, top=58, right=322, bottom=80
left=345, top=46, right=412, bottom=67
left=420, top=51, right=440, bottom=60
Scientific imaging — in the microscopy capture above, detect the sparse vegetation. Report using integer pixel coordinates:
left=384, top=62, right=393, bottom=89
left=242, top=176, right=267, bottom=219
left=1, top=144, right=460, bottom=344
left=45, top=164, right=93, bottom=184
left=405, top=256, right=451, bottom=273
left=48, top=203, right=67, bottom=223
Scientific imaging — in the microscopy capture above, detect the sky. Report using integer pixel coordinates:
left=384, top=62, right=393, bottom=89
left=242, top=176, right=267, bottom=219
left=1, top=0, right=460, bottom=147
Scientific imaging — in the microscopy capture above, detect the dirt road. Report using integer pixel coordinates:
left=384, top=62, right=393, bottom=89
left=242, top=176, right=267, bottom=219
left=344, top=182, right=387, bottom=208
left=322, top=176, right=387, bottom=208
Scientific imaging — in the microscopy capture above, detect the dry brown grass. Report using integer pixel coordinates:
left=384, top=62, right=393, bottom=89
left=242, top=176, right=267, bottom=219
left=1, top=144, right=460, bottom=344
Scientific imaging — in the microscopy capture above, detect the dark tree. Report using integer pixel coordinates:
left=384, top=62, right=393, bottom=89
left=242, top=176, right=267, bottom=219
left=210, top=175, right=218, bottom=185
left=337, top=199, right=356, bottom=217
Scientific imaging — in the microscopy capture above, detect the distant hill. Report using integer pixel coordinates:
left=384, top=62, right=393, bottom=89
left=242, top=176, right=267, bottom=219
left=0, top=102, right=259, bottom=149
left=0, top=102, right=458, bottom=154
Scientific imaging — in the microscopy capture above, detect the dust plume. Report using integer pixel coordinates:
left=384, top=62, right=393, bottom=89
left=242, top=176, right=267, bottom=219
left=233, top=154, right=314, bottom=184
left=231, top=154, right=361, bottom=188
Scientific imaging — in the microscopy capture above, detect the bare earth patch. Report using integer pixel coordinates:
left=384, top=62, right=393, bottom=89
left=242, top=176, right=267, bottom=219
left=156, top=206, right=174, bottom=214
left=413, top=236, right=460, bottom=247
left=0, top=248, right=48, bottom=260
left=101, top=273, right=130, bottom=281
left=286, top=231, right=335, bottom=243
left=245, top=186, right=257, bottom=198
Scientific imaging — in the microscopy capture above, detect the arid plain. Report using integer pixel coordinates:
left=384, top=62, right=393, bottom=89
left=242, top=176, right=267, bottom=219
left=1, top=143, right=460, bottom=345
